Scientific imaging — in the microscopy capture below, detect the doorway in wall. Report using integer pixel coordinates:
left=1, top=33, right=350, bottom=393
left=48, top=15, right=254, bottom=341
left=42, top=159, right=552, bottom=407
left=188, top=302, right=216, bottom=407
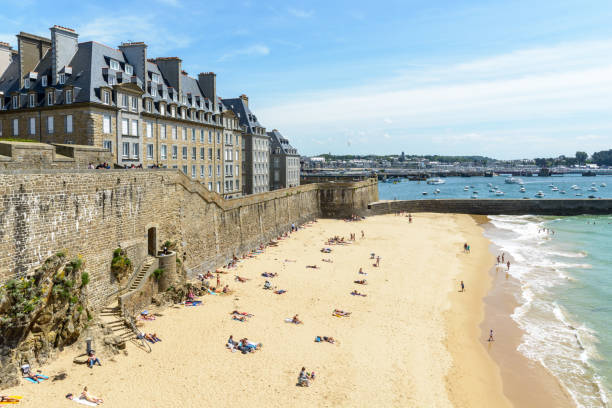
left=148, top=227, right=157, bottom=256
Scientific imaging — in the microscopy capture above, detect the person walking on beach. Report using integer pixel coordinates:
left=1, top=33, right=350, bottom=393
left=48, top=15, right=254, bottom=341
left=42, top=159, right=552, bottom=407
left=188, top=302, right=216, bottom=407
left=376, top=256, right=380, bottom=267
left=460, top=281, right=465, bottom=292
left=488, top=329, right=494, bottom=342
left=463, top=243, right=467, bottom=253
left=361, top=230, right=364, bottom=239
left=507, top=261, right=510, bottom=271
left=502, top=253, right=505, bottom=263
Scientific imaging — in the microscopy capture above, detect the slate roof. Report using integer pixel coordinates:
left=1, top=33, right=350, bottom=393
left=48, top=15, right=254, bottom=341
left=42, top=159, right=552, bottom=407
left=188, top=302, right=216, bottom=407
left=268, top=129, right=298, bottom=156
left=222, top=97, right=266, bottom=135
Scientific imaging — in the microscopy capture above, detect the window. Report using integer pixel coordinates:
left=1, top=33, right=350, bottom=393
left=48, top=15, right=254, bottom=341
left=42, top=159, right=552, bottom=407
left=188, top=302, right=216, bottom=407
left=47, top=92, right=54, bottom=105
left=160, top=124, right=166, bottom=139
left=151, top=87, right=157, bottom=97
left=191, top=147, right=196, bottom=159
left=41, top=76, right=47, bottom=87
left=0, top=120, right=2, bottom=136
left=147, top=143, right=154, bottom=159
left=191, top=128, right=196, bottom=142
left=208, top=165, right=212, bottom=177
left=12, top=95, right=18, bottom=109
left=208, top=148, right=212, bottom=160
left=216, top=131, right=220, bottom=144
left=172, top=145, right=178, bottom=159
left=171, top=106, right=175, bottom=117
left=235, top=165, right=239, bottom=175
left=146, top=100, right=151, bottom=112
left=65, top=90, right=72, bottom=104
left=216, top=149, right=220, bottom=160
left=24, top=78, right=30, bottom=89
left=208, top=131, right=212, bottom=143
left=171, top=126, right=177, bottom=140
left=152, top=73, right=160, bottom=83
left=182, top=165, right=188, bottom=174
left=108, top=76, right=116, bottom=86
left=122, top=94, right=128, bottom=107
left=181, top=109, right=186, bottom=119
left=146, top=122, right=153, bottom=138
left=216, top=181, right=220, bottom=193
left=59, top=74, right=65, bottom=85
left=125, top=64, right=133, bottom=76
left=110, top=59, right=120, bottom=70
left=160, top=104, right=165, bottom=116
left=103, top=140, right=112, bottom=152
left=12, top=119, right=18, bottom=135
left=200, top=147, right=204, bottom=160
left=236, top=180, right=240, bottom=190
left=122, top=142, right=130, bottom=157
left=131, top=120, right=138, bottom=136
left=235, top=150, right=239, bottom=161
left=217, top=164, right=220, bottom=176
left=200, top=165, right=204, bottom=177
left=103, top=90, right=110, bottom=104
left=29, top=117, right=35, bottom=135
left=191, top=165, right=196, bottom=178
left=103, top=115, right=111, bottom=133
left=66, top=115, right=73, bottom=133
left=28, top=94, right=35, bottom=107
left=122, top=118, right=129, bottom=135
left=47, top=116, right=54, bottom=134
left=200, top=129, right=204, bottom=142
left=182, top=127, right=187, bottom=141
left=132, top=143, right=139, bottom=159
left=182, top=146, right=187, bottom=159
left=131, top=96, right=137, bottom=111
left=161, top=144, right=167, bottom=159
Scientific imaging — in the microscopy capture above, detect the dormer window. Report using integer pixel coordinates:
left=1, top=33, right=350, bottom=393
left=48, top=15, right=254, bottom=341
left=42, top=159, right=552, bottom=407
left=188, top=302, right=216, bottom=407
left=181, top=108, right=186, bottom=119
left=152, top=73, right=160, bottom=83
left=125, top=64, right=133, bottom=76
left=12, top=95, right=18, bottom=109
left=182, top=96, right=187, bottom=105
left=65, top=89, right=73, bottom=104
left=41, top=76, right=47, bottom=87
left=110, top=59, right=120, bottom=70
left=47, top=92, right=54, bottom=106
left=59, top=73, right=66, bottom=85
left=103, top=90, right=110, bottom=104
left=151, top=87, right=157, bottom=97
left=24, top=78, right=30, bottom=89
left=160, top=104, right=166, bottom=116
left=108, top=76, right=116, bottom=86
left=28, top=94, right=35, bottom=107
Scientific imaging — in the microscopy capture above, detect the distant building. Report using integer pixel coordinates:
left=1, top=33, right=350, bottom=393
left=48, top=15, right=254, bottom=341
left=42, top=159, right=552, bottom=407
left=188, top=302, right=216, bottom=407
left=268, top=129, right=299, bottom=190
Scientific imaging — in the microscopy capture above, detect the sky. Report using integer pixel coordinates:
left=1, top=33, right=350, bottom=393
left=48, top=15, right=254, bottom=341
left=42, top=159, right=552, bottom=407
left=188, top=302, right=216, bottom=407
left=1, top=0, right=612, bottom=159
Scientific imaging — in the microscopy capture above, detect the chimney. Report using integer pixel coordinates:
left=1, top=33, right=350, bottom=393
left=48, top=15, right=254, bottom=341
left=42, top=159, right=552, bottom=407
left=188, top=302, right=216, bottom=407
left=50, top=25, right=78, bottom=85
left=239, top=94, right=248, bottom=108
left=17, top=32, right=51, bottom=88
left=155, top=57, right=182, bottom=95
left=0, top=42, right=13, bottom=77
left=197, top=72, right=217, bottom=111
left=119, top=42, right=147, bottom=86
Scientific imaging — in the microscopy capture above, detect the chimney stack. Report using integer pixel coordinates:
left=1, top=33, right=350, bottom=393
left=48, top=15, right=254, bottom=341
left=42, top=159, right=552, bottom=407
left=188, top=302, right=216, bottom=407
left=0, top=42, right=13, bottom=77
left=155, top=57, right=182, bottom=96
left=17, top=31, right=51, bottom=88
left=50, top=25, right=78, bottom=85
left=119, top=42, right=147, bottom=86
left=198, top=72, right=217, bottom=111
left=239, top=94, right=249, bottom=108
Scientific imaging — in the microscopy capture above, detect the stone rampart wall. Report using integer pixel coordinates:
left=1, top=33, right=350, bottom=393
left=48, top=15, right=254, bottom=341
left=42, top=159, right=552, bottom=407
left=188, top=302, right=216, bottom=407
left=0, top=170, right=377, bottom=309
left=366, top=199, right=612, bottom=216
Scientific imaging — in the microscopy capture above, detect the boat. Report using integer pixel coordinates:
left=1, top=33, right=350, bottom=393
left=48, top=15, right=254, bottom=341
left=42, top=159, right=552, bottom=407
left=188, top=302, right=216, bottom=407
left=422, top=192, right=428, bottom=195
left=575, top=193, right=582, bottom=197
left=589, top=186, right=598, bottom=192
left=560, top=190, right=566, bottom=194
left=495, top=191, right=504, bottom=196
left=588, top=195, right=596, bottom=199
left=487, top=183, right=493, bottom=187
left=426, top=178, right=445, bottom=185
left=551, top=187, right=559, bottom=192
left=434, top=189, right=440, bottom=194
left=520, top=187, right=526, bottom=193
left=489, top=189, right=496, bottom=192
left=582, top=171, right=596, bottom=177
left=505, top=177, right=523, bottom=184
left=571, top=185, right=580, bottom=190
left=463, top=186, right=469, bottom=191
left=601, top=183, right=607, bottom=187
left=535, top=191, right=545, bottom=198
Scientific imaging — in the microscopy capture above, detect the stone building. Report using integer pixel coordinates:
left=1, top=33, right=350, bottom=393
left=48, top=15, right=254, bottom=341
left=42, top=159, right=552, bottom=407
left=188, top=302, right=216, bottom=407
left=223, top=95, right=269, bottom=195
left=268, top=129, right=300, bottom=190
left=0, top=26, right=241, bottom=197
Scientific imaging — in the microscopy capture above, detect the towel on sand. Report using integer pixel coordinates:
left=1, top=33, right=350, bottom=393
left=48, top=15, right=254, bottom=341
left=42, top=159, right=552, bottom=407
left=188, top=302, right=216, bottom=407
left=73, top=398, right=98, bottom=406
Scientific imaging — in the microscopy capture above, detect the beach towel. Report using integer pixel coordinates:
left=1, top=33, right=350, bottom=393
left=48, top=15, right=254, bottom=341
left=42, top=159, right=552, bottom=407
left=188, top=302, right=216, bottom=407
left=0, top=396, right=21, bottom=405
left=206, top=289, right=219, bottom=296
left=73, top=398, right=98, bottom=406
left=24, top=375, right=48, bottom=383
left=185, top=300, right=202, bottom=306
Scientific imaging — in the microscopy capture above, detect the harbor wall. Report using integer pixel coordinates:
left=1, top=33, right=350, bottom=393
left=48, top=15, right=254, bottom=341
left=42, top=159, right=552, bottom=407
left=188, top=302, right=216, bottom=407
left=366, top=199, right=612, bottom=216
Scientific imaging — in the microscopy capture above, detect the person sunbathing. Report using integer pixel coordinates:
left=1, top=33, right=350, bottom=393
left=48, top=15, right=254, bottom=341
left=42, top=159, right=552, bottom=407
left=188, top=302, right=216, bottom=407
left=322, top=258, right=333, bottom=263
left=354, top=280, right=367, bottom=285
left=233, top=315, right=247, bottom=322
left=235, top=276, right=248, bottom=282
left=0, top=395, right=20, bottom=402
left=80, top=386, right=103, bottom=404
left=306, top=265, right=320, bottom=269
left=144, top=333, right=161, bottom=343
left=261, top=272, right=277, bottom=278
left=22, top=366, right=46, bottom=383
left=291, top=314, right=303, bottom=324
left=140, top=311, right=155, bottom=320
left=274, top=289, right=287, bottom=294
left=333, top=309, right=351, bottom=316
left=351, top=290, right=367, bottom=297
left=231, top=310, right=253, bottom=317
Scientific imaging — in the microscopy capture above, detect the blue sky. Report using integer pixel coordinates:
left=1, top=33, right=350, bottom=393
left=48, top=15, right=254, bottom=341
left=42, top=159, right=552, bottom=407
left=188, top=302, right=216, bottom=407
left=2, top=0, right=612, bottom=159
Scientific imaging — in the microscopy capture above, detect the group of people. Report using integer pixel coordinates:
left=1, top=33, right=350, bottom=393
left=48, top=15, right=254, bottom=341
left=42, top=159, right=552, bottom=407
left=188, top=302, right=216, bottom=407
left=496, top=253, right=511, bottom=271
left=88, top=162, right=111, bottom=169
left=226, top=335, right=262, bottom=354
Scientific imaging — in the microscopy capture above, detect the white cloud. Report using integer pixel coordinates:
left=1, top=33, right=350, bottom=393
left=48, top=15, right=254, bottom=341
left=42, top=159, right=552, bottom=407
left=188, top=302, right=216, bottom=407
left=288, top=8, right=314, bottom=18
left=256, top=39, right=612, bottom=157
left=217, top=44, right=270, bottom=62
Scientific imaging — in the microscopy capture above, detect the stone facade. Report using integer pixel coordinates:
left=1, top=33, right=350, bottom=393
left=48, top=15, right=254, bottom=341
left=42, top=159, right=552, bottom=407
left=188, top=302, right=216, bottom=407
left=0, top=168, right=378, bottom=309
left=0, top=141, right=112, bottom=169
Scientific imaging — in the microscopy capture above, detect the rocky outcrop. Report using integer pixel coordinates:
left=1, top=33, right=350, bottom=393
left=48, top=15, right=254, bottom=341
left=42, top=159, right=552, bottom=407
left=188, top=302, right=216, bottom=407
left=0, top=253, right=93, bottom=389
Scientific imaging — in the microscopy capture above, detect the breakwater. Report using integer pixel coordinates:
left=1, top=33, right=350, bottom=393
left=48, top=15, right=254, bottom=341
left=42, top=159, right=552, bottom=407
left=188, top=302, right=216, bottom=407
left=366, top=199, right=612, bottom=216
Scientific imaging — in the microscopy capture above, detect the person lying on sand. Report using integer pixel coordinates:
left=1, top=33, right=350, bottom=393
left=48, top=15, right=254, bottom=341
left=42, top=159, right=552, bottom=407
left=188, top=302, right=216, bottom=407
left=358, top=267, right=367, bottom=275
left=231, top=311, right=254, bottom=317
left=0, top=395, right=20, bottom=402
left=320, top=248, right=332, bottom=253
left=80, top=387, right=103, bottom=404
left=233, top=315, right=247, bottom=322
left=306, top=265, right=320, bottom=269
left=261, top=272, right=277, bottom=278
left=284, top=259, right=296, bottom=262
left=333, top=309, right=351, bottom=316
left=145, top=333, right=161, bottom=343
left=314, top=336, right=335, bottom=344
left=235, top=276, right=248, bottom=283
left=291, top=314, right=303, bottom=324
left=322, top=258, right=333, bottom=263
left=351, top=290, right=367, bottom=297
left=274, top=289, right=287, bottom=294
left=354, top=280, right=367, bottom=285
left=140, top=311, right=155, bottom=320
left=21, top=364, right=46, bottom=383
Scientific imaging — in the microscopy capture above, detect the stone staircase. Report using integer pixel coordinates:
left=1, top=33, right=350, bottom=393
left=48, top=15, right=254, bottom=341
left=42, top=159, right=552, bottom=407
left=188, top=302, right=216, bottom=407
left=127, top=259, right=155, bottom=293
left=98, top=301, right=134, bottom=342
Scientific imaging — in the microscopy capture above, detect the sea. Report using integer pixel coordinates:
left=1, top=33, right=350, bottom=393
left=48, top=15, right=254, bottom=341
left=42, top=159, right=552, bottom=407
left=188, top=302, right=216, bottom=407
left=379, top=175, right=612, bottom=408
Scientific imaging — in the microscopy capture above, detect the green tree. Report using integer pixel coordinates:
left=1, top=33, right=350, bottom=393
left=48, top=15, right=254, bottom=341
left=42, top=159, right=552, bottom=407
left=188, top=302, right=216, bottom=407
left=575, top=151, right=588, bottom=165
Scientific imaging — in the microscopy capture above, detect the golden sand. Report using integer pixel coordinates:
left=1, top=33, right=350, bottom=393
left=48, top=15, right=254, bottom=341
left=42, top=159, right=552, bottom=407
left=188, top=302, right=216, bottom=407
left=4, top=214, right=510, bottom=407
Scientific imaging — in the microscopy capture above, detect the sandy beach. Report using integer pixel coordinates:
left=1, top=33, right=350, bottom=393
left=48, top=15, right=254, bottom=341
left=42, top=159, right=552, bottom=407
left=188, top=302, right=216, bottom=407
left=4, top=214, right=511, bottom=407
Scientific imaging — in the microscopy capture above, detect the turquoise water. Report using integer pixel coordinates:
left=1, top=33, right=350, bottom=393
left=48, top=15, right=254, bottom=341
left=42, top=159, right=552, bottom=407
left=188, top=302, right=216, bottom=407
left=378, top=175, right=612, bottom=200
left=379, top=179, right=612, bottom=407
